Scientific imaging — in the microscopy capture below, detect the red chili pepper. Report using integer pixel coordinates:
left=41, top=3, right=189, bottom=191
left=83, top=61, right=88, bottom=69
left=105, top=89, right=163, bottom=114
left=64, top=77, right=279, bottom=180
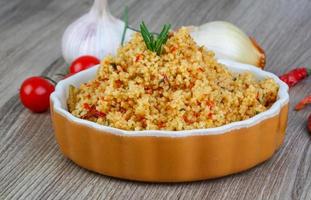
left=94, top=81, right=100, bottom=87
left=295, top=95, right=311, bottom=111
left=82, top=104, right=106, bottom=119
left=144, top=87, right=153, bottom=94
left=120, top=108, right=126, bottom=114
left=139, top=117, right=147, bottom=128
left=183, top=115, right=195, bottom=124
left=198, top=67, right=205, bottom=72
left=170, top=46, right=177, bottom=52
left=194, top=112, right=200, bottom=118
left=189, top=82, right=195, bottom=89
left=83, top=103, right=91, bottom=110
left=135, top=54, right=143, bottom=62
left=157, top=121, right=166, bottom=128
left=206, top=100, right=214, bottom=108
left=114, top=80, right=122, bottom=88
left=279, top=67, right=311, bottom=88
left=308, top=114, right=311, bottom=133
left=207, top=112, right=213, bottom=119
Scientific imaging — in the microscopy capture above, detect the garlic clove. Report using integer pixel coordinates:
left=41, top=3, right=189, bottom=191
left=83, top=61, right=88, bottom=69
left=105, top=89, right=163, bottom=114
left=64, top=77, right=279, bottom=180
left=62, top=0, right=134, bottom=64
left=189, top=21, right=266, bottom=69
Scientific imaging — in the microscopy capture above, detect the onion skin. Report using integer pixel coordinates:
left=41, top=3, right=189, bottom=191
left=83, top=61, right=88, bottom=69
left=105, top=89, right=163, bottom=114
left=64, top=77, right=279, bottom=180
left=249, top=37, right=266, bottom=69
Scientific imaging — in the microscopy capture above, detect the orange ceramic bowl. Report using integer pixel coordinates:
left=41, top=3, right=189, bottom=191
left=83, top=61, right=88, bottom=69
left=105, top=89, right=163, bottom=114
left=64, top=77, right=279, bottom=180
left=50, top=59, right=289, bottom=182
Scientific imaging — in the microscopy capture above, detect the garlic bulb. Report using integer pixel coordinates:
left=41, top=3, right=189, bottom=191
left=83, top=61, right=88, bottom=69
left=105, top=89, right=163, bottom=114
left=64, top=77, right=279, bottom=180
left=189, top=21, right=266, bottom=68
left=62, top=0, right=134, bottom=64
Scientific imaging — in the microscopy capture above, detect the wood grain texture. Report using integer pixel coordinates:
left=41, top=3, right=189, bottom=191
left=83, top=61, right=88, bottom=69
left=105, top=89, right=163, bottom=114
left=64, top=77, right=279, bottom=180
left=0, top=0, right=311, bottom=199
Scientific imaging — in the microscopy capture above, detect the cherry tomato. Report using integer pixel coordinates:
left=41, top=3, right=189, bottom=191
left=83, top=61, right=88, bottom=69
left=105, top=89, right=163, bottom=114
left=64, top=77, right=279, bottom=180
left=19, top=77, right=55, bottom=113
left=69, top=55, right=100, bottom=74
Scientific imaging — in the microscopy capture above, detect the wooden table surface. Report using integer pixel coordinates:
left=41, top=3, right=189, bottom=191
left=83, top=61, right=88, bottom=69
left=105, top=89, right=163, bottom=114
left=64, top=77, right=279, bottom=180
left=1, top=0, right=311, bottom=199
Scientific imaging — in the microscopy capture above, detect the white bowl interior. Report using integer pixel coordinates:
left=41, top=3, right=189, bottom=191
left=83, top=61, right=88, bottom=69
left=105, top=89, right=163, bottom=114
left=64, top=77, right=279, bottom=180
left=51, top=59, right=289, bottom=137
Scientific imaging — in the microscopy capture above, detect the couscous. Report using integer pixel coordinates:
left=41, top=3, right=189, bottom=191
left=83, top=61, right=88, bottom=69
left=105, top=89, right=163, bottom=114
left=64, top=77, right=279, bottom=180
left=68, top=27, right=279, bottom=131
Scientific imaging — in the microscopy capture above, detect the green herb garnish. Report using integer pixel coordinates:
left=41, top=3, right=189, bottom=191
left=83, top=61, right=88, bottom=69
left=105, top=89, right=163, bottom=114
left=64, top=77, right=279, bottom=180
left=111, top=63, right=117, bottom=70
left=140, top=21, right=171, bottom=55
left=120, top=8, right=171, bottom=54
left=121, top=6, right=129, bottom=46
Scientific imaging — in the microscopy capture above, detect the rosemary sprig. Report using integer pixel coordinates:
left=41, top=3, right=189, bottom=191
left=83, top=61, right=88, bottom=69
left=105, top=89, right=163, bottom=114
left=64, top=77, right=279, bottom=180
left=140, top=22, right=155, bottom=51
left=127, top=26, right=159, bottom=36
left=121, top=6, right=129, bottom=46
left=154, top=24, right=171, bottom=55
left=140, top=21, right=171, bottom=55
left=120, top=7, right=171, bottom=54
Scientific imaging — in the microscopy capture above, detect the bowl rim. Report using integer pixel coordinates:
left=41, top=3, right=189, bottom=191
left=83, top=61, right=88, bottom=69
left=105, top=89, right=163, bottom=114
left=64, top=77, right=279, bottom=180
left=50, top=59, right=289, bottom=137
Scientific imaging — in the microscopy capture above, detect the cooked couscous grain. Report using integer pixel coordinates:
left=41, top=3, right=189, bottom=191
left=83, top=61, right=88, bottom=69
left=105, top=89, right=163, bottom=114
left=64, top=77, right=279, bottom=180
left=68, top=28, right=279, bottom=131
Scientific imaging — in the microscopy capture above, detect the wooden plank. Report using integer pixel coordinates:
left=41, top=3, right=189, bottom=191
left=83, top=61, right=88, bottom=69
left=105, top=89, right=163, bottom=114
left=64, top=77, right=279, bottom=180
left=0, top=0, right=311, bottom=199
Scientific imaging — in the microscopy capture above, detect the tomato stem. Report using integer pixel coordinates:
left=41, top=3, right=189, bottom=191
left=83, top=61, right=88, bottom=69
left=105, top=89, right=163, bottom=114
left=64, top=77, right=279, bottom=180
left=42, top=76, right=57, bottom=85
left=308, top=114, right=311, bottom=133
left=55, top=73, right=66, bottom=77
